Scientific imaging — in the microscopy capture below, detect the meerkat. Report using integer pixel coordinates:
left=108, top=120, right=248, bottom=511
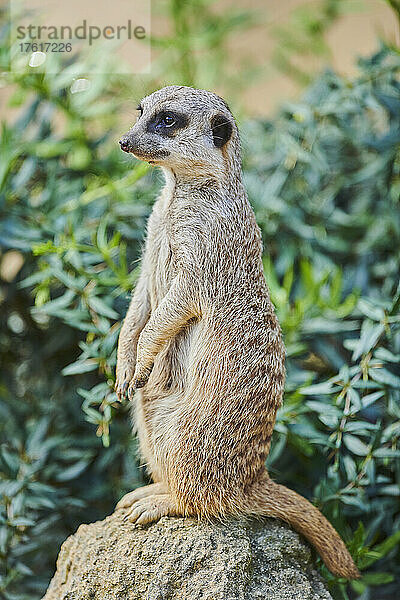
left=115, top=85, right=360, bottom=579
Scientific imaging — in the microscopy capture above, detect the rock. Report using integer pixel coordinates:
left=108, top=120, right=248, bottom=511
left=42, top=510, right=332, bottom=600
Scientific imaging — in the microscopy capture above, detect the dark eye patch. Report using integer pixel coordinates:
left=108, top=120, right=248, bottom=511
left=146, top=110, right=189, bottom=137
left=210, top=114, right=233, bottom=148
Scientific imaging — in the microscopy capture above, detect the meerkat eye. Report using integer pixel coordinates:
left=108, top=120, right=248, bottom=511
left=148, top=111, right=188, bottom=135
left=158, top=114, right=175, bottom=128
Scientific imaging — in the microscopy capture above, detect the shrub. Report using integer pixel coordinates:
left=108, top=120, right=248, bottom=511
left=244, top=45, right=400, bottom=598
left=0, top=27, right=399, bottom=600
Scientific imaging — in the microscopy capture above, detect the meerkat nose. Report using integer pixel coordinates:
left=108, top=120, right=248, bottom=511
left=119, top=136, right=133, bottom=153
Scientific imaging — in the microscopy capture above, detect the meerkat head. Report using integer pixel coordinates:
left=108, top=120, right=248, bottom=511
left=119, top=85, right=239, bottom=179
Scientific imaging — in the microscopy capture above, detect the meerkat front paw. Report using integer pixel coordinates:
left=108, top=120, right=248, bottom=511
left=123, top=493, right=180, bottom=525
left=128, top=362, right=154, bottom=395
left=115, top=360, right=136, bottom=400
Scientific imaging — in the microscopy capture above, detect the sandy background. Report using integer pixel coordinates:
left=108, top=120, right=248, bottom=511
left=1, top=0, right=399, bottom=117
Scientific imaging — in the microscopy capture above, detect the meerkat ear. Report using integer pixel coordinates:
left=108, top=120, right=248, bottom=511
left=211, top=114, right=233, bottom=148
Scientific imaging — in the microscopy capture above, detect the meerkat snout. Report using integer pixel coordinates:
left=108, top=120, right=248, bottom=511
left=119, top=136, right=134, bottom=153
left=119, top=130, right=170, bottom=162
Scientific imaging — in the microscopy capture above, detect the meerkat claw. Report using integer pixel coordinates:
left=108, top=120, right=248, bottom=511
left=115, top=362, right=136, bottom=399
left=115, top=381, right=128, bottom=400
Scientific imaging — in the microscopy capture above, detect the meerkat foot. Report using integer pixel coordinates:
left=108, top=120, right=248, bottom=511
left=124, top=493, right=180, bottom=525
left=116, top=483, right=167, bottom=510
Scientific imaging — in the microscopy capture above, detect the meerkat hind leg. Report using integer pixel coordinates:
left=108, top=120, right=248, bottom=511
left=125, top=493, right=181, bottom=525
left=116, top=482, right=168, bottom=510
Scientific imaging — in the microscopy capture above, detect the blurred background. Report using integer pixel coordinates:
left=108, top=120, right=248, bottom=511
left=0, top=1, right=399, bottom=599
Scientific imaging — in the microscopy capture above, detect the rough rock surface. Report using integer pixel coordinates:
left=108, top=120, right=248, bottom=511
left=42, top=510, right=333, bottom=600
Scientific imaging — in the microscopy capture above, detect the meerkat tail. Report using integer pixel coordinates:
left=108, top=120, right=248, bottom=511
left=251, top=479, right=360, bottom=579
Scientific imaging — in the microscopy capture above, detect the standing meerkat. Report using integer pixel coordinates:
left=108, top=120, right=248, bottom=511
left=115, top=85, right=359, bottom=579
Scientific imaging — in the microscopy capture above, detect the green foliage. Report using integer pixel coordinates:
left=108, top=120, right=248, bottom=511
left=0, top=7, right=399, bottom=597
left=270, top=0, right=400, bottom=87
left=271, top=0, right=348, bottom=85
left=150, top=0, right=257, bottom=96
left=386, top=1, right=400, bottom=21
left=245, top=46, right=400, bottom=598
left=0, top=42, right=152, bottom=598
